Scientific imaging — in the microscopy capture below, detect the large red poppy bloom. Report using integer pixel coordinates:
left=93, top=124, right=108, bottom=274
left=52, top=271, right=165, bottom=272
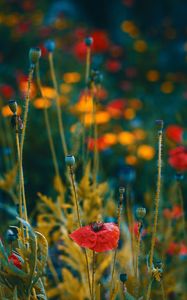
left=168, top=146, right=187, bottom=171
left=70, top=222, right=120, bottom=252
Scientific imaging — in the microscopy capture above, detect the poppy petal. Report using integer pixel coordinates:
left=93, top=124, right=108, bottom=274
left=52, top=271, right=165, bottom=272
left=69, top=225, right=96, bottom=249
left=92, top=223, right=120, bottom=252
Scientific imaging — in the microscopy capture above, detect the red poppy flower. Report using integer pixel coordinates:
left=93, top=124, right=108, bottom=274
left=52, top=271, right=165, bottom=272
left=73, top=41, right=87, bottom=60
left=0, top=84, right=14, bottom=98
left=91, top=30, right=110, bottom=53
left=166, top=242, right=180, bottom=256
left=70, top=222, right=120, bottom=252
left=163, top=205, right=183, bottom=220
left=106, top=60, right=121, bottom=72
left=168, top=146, right=187, bottom=171
left=8, top=253, right=22, bottom=269
left=166, top=125, right=183, bottom=143
left=87, top=137, right=107, bottom=152
left=107, top=99, right=126, bottom=117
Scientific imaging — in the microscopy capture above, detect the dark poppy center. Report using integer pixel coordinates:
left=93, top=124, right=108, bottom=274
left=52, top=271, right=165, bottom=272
left=90, top=222, right=104, bottom=232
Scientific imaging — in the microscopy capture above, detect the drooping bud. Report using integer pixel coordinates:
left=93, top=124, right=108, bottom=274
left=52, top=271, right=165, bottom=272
left=44, top=39, right=56, bottom=52
left=65, top=155, right=75, bottom=166
left=8, top=100, right=17, bottom=114
left=29, top=47, right=41, bottom=65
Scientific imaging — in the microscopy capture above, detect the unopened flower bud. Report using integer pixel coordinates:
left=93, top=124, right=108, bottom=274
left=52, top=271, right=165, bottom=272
left=85, top=37, right=93, bottom=47
left=8, top=100, right=17, bottom=114
left=120, top=273, right=128, bottom=283
left=119, top=187, right=125, bottom=194
left=65, top=155, right=75, bottom=166
left=45, top=40, right=55, bottom=52
left=155, top=120, right=164, bottom=130
left=6, top=229, right=17, bottom=243
left=136, top=207, right=146, bottom=220
left=29, top=47, right=41, bottom=65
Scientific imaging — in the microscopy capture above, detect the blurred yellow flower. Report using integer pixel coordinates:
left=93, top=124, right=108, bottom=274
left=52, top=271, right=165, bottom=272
left=33, top=98, right=51, bottom=109
left=41, top=86, right=56, bottom=99
left=84, top=111, right=110, bottom=126
left=63, top=72, right=81, bottom=84
left=133, top=129, right=147, bottom=140
left=121, top=21, right=139, bottom=37
left=124, top=108, right=136, bottom=120
left=160, top=81, right=174, bottom=94
left=76, top=93, right=93, bottom=113
left=137, top=145, right=155, bottom=160
left=103, top=133, right=117, bottom=146
left=60, top=83, right=72, bottom=94
left=129, top=98, right=142, bottom=110
left=2, top=105, right=21, bottom=117
left=118, top=131, right=135, bottom=145
left=125, top=155, right=137, bottom=165
left=134, top=40, right=147, bottom=52
left=146, top=70, right=160, bottom=82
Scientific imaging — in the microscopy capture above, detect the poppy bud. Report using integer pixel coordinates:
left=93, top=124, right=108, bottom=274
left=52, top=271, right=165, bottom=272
left=11, top=115, right=23, bottom=131
left=8, top=100, right=17, bottom=114
left=6, top=229, right=17, bottom=243
left=120, top=273, right=128, bottom=283
left=45, top=39, right=55, bottom=52
left=119, top=187, right=125, bottom=194
left=65, top=155, right=75, bottom=166
left=85, top=37, right=93, bottom=47
left=155, top=120, right=164, bottom=130
left=175, top=173, right=184, bottom=181
left=29, top=47, right=41, bottom=65
left=136, top=207, right=146, bottom=220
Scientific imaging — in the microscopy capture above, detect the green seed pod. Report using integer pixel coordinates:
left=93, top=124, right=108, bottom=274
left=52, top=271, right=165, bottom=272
left=85, top=37, right=93, bottom=47
left=136, top=207, right=146, bottom=220
left=29, top=47, right=41, bottom=65
left=120, top=273, right=128, bottom=283
left=65, top=155, right=75, bottom=166
left=8, top=100, right=17, bottom=114
left=119, top=187, right=125, bottom=194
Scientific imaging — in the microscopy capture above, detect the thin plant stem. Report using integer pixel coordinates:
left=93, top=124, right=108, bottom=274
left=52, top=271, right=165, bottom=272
left=48, top=52, right=68, bottom=156
left=149, top=125, right=163, bottom=268
left=93, top=96, right=98, bottom=188
left=109, top=188, right=125, bottom=299
left=36, top=64, right=60, bottom=180
left=135, top=221, right=142, bottom=279
left=146, top=279, right=153, bottom=300
left=91, top=250, right=96, bottom=300
left=15, top=130, right=24, bottom=236
left=20, top=66, right=34, bottom=223
left=161, top=281, right=166, bottom=300
left=176, top=181, right=186, bottom=237
left=126, top=185, right=136, bottom=274
left=68, top=165, right=92, bottom=297
left=82, top=46, right=91, bottom=166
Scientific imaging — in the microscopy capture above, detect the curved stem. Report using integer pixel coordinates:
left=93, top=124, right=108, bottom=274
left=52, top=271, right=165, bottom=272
left=146, top=279, right=153, bottom=300
left=48, top=53, right=68, bottom=156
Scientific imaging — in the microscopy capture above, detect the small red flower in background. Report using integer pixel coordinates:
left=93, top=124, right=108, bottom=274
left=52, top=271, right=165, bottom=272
left=70, top=222, right=119, bottom=252
left=166, top=125, right=183, bottom=143
left=8, top=253, right=22, bottom=269
left=73, top=41, right=87, bottom=60
left=91, top=30, right=110, bottom=53
left=166, top=242, right=180, bottom=256
left=0, top=84, right=14, bottom=99
left=107, top=99, right=126, bottom=117
left=179, top=243, right=187, bottom=257
left=87, top=137, right=107, bottom=152
left=163, top=205, right=183, bottom=220
left=168, top=146, right=187, bottom=171
left=106, top=60, right=121, bottom=73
